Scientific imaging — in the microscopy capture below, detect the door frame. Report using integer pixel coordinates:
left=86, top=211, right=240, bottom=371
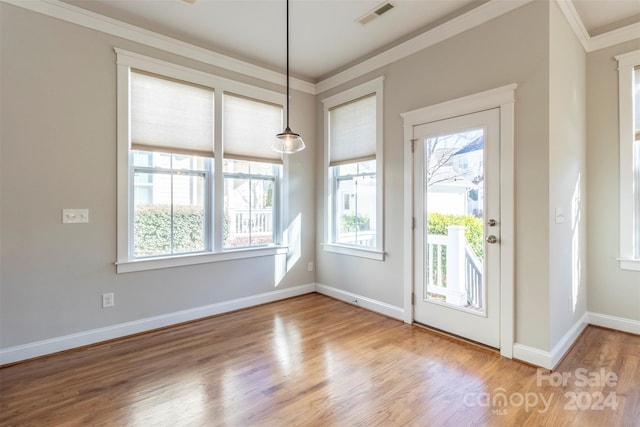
left=401, top=84, right=517, bottom=359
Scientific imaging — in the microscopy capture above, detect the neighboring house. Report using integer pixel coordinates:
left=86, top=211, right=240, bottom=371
left=427, top=134, right=483, bottom=217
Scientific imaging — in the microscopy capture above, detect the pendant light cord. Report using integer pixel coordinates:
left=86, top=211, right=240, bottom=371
left=285, top=0, right=290, bottom=129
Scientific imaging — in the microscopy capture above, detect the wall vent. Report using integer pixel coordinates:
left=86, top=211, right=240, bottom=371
left=357, top=2, right=395, bottom=25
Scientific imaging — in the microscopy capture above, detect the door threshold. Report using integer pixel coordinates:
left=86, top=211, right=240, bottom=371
left=412, top=322, right=500, bottom=355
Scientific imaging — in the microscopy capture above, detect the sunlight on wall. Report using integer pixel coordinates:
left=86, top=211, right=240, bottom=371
left=274, top=253, right=287, bottom=286
left=571, top=175, right=582, bottom=313
left=274, top=213, right=302, bottom=286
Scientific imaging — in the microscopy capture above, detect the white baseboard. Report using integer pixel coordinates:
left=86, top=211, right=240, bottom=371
left=514, top=312, right=588, bottom=369
left=4, top=286, right=637, bottom=367
left=513, top=343, right=552, bottom=369
left=549, top=312, right=589, bottom=368
left=0, top=283, right=315, bottom=365
left=314, top=283, right=405, bottom=321
left=588, top=311, right=640, bottom=335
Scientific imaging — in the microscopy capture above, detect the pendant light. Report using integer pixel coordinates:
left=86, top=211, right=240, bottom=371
left=272, top=0, right=305, bottom=154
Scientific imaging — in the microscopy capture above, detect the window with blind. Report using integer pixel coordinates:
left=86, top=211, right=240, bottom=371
left=615, top=50, right=640, bottom=271
left=130, top=71, right=213, bottom=258
left=322, top=77, right=384, bottom=259
left=116, top=49, right=287, bottom=272
left=223, top=94, right=282, bottom=248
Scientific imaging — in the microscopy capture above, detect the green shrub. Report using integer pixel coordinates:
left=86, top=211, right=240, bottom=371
left=427, top=212, right=483, bottom=258
left=340, top=213, right=370, bottom=233
left=134, top=205, right=204, bottom=256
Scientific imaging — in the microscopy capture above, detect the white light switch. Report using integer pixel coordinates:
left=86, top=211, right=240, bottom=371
left=63, top=209, right=89, bottom=224
left=555, top=208, right=564, bottom=224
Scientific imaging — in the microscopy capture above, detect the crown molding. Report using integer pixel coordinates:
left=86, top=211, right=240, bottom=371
left=0, top=0, right=316, bottom=94
left=555, top=0, right=590, bottom=51
left=588, top=22, right=640, bottom=52
left=315, top=0, right=534, bottom=93
left=3, top=0, right=535, bottom=96
left=556, top=0, right=640, bottom=53
left=4, top=0, right=636, bottom=96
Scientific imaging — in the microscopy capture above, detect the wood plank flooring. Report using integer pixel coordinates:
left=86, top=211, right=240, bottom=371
left=1, top=293, right=639, bottom=426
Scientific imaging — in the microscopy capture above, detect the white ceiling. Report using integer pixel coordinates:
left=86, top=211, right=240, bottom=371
left=61, top=0, right=640, bottom=82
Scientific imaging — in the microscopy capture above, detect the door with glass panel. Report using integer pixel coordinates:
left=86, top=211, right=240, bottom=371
left=413, top=109, right=500, bottom=348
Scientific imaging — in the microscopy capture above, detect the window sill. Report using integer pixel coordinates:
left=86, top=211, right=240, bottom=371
left=116, top=246, right=289, bottom=273
left=322, top=243, right=385, bottom=261
left=618, top=258, right=640, bottom=272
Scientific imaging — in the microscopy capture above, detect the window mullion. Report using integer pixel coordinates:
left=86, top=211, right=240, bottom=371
left=170, top=158, right=175, bottom=255
left=213, top=90, right=224, bottom=252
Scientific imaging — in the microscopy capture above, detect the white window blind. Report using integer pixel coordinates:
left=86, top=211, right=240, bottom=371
left=130, top=70, right=214, bottom=157
left=329, top=93, right=376, bottom=166
left=223, top=93, right=283, bottom=164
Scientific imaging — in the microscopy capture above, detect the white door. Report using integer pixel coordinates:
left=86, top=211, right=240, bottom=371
left=413, top=108, right=501, bottom=348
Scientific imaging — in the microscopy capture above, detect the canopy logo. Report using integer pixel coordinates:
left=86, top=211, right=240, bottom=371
left=463, top=368, right=619, bottom=415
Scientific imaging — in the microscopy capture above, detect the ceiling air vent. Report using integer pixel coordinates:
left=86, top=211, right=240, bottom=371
left=357, top=1, right=395, bottom=25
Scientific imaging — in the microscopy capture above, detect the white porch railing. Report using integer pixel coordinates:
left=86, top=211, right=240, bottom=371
left=228, top=209, right=272, bottom=236
left=336, top=230, right=376, bottom=247
left=426, top=225, right=483, bottom=310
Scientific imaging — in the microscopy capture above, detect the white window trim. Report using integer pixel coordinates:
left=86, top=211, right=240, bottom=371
left=615, top=49, right=640, bottom=272
left=321, top=77, right=385, bottom=260
left=401, top=83, right=516, bottom=358
left=115, top=48, right=288, bottom=273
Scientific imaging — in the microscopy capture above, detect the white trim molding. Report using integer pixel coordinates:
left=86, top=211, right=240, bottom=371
left=513, top=344, right=553, bottom=369
left=1, top=0, right=315, bottom=94
left=588, top=312, right=640, bottom=335
left=3, top=0, right=535, bottom=96
left=4, top=0, right=637, bottom=97
left=0, top=284, right=315, bottom=366
left=556, top=0, right=640, bottom=53
left=401, top=84, right=517, bottom=359
left=115, top=48, right=289, bottom=273
left=316, top=0, right=533, bottom=93
left=513, top=312, right=639, bottom=369
left=549, top=313, right=589, bottom=369
left=616, top=49, right=640, bottom=271
left=321, top=77, right=385, bottom=260
left=315, top=283, right=405, bottom=321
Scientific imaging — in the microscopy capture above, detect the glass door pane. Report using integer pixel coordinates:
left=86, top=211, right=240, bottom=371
left=423, top=128, right=485, bottom=314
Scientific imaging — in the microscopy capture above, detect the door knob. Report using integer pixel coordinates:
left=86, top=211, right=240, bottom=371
left=486, top=235, right=498, bottom=244
left=487, top=219, right=497, bottom=227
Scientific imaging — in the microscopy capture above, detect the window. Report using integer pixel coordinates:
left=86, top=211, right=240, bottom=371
left=322, top=77, right=384, bottom=260
left=616, top=49, right=640, bottom=271
left=129, top=71, right=213, bottom=258
left=223, top=160, right=278, bottom=248
left=132, top=151, right=209, bottom=257
left=116, top=49, right=287, bottom=273
left=223, top=93, right=283, bottom=249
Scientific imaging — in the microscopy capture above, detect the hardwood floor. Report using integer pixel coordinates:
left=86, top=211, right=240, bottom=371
left=1, top=293, right=639, bottom=426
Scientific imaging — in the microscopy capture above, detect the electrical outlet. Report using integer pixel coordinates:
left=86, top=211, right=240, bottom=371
left=307, top=262, right=314, bottom=272
left=102, top=293, right=114, bottom=308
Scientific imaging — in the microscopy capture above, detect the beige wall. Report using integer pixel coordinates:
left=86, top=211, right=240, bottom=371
left=548, top=0, right=588, bottom=348
left=2, top=0, right=638, bottom=361
left=586, top=39, right=640, bottom=321
left=315, top=0, right=553, bottom=351
left=0, top=3, right=316, bottom=348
